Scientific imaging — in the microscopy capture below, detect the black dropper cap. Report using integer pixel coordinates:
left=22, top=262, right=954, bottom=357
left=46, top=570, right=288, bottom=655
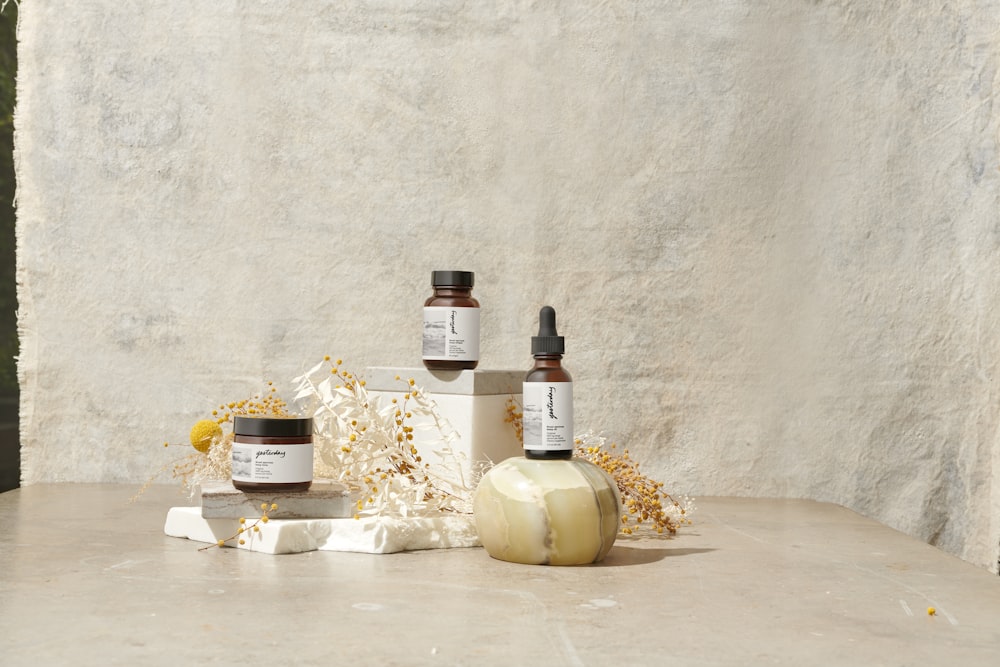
left=531, top=306, right=565, bottom=355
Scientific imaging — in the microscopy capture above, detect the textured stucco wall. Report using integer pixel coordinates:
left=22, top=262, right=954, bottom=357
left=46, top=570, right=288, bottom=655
left=15, top=2, right=1000, bottom=571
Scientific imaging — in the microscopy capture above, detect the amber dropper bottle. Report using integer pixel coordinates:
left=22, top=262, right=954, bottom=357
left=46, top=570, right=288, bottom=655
left=523, top=306, right=574, bottom=460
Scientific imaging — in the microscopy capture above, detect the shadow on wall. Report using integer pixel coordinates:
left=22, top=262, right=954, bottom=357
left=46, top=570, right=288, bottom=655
left=0, top=395, right=15, bottom=492
left=0, top=2, right=18, bottom=492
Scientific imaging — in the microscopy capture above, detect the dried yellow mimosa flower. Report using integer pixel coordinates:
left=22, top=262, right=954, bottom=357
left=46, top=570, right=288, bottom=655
left=189, top=420, right=222, bottom=454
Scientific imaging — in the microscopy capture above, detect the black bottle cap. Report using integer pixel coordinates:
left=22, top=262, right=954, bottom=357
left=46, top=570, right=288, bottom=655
left=531, top=305, right=565, bottom=355
left=234, top=416, right=313, bottom=437
left=431, top=270, right=474, bottom=288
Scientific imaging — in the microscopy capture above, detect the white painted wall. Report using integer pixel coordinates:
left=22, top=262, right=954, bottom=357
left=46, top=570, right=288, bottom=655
left=15, top=1, right=1000, bottom=571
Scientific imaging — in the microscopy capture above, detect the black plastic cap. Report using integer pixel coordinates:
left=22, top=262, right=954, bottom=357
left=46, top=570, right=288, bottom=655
left=531, top=305, right=565, bottom=355
left=431, top=270, right=474, bottom=288
left=233, top=416, right=313, bottom=437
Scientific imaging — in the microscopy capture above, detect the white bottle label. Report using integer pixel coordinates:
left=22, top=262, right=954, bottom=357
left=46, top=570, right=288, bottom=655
left=231, top=442, right=314, bottom=484
left=522, top=381, right=573, bottom=451
left=422, top=306, right=480, bottom=361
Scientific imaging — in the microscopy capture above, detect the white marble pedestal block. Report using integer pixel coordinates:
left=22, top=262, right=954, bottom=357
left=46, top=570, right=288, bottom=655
left=365, top=367, right=524, bottom=478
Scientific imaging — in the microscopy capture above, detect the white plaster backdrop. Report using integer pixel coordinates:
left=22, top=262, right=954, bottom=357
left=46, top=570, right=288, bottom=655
left=14, top=1, right=1000, bottom=571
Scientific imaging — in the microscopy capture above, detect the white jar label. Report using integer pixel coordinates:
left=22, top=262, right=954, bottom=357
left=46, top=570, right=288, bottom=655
left=422, top=306, right=480, bottom=361
left=522, top=381, right=573, bottom=451
left=231, top=442, right=314, bottom=484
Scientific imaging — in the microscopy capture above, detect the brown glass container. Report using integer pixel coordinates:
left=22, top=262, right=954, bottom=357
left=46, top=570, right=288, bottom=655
left=422, top=270, right=480, bottom=370
left=231, top=416, right=313, bottom=492
left=524, top=306, right=574, bottom=460
left=524, top=356, right=573, bottom=460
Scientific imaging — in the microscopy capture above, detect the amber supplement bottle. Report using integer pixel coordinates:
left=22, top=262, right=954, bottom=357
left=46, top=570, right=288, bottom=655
left=231, top=416, right=313, bottom=492
left=523, top=306, right=573, bottom=460
left=422, top=270, right=480, bottom=370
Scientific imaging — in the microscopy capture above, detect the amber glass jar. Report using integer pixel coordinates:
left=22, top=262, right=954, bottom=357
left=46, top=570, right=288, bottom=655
left=231, top=416, right=313, bottom=492
left=422, top=270, right=480, bottom=370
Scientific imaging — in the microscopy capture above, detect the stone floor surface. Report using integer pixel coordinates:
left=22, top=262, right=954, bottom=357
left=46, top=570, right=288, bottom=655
left=1, top=484, right=999, bottom=666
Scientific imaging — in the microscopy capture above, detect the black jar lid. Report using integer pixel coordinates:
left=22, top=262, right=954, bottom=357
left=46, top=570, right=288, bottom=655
left=431, top=270, right=474, bottom=288
left=233, top=415, right=313, bottom=438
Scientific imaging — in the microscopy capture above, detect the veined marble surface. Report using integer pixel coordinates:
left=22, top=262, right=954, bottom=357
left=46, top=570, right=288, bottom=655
left=198, top=479, right=356, bottom=519
left=474, top=457, right=621, bottom=565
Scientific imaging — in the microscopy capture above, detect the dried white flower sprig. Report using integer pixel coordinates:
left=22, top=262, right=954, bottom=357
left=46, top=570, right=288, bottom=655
left=290, top=357, right=474, bottom=518
left=143, top=359, right=475, bottom=519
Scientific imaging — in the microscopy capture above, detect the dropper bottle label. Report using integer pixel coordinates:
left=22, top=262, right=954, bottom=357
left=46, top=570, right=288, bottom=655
left=523, top=305, right=574, bottom=459
left=523, top=382, right=573, bottom=450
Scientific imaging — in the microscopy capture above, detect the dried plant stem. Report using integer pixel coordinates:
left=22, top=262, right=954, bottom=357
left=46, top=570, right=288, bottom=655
left=505, top=396, right=693, bottom=535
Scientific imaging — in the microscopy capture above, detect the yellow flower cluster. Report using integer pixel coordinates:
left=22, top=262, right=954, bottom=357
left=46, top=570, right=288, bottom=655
left=577, top=441, right=690, bottom=535
left=503, top=397, right=523, bottom=444
left=210, top=382, right=289, bottom=424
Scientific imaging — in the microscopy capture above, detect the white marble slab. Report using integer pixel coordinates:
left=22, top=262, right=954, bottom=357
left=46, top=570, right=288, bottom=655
left=198, top=479, right=356, bottom=519
left=164, top=506, right=481, bottom=554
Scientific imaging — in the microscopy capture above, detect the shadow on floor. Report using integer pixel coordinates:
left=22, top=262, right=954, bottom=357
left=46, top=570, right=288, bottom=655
left=601, top=545, right=716, bottom=566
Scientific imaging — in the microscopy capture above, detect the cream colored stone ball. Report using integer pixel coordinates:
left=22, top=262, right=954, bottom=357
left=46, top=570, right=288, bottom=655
left=473, top=456, right=621, bottom=565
